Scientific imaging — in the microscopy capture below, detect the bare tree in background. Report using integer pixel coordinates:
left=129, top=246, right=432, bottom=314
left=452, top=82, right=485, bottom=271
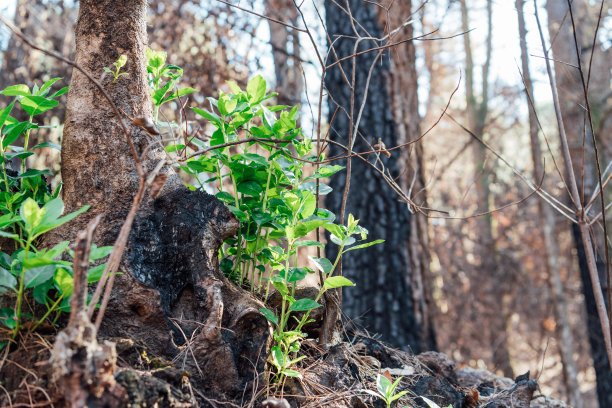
left=459, top=0, right=513, bottom=377
left=324, top=0, right=436, bottom=352
left=264, top=0, right=303, bottom=107
left=545, top=0, right=612, bottom=405
left=516, top=1, right=582, bottom=405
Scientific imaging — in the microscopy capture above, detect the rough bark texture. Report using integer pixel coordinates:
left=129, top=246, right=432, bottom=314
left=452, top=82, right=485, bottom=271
left=545, top=1, right=612, bottom=406
left=324, top=0, right=435, bottom=352
left=45, top=0, right=271, bottom=400
left=516, top=1, right=582, bottom=406
left=376, top=1, right=437, bottom=356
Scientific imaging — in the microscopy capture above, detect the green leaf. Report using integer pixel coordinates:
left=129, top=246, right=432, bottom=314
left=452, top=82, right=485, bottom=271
left=21, top=197, right=44, bottom=233
left=0, top=231, right=18, bottom=239
left=246, top=75, right=267, bottom=103
left=237, top=180, right=262, bottom=197
left=300, top=191, right=316, bottom=219
left=323, top=276, right=355, bottom=290
left=54, top=267, right=73, bottom=296
left=23, top=255, right=55, bottom=268
left=215, top=191, right=234, bottom=203
left=15, top=169, right=52, bottom=179
left=50, top=86, right=69, bottom=98
left=281, top=369, right=302, bottom=378
left=31, top=142, right=61, bottom=150
left=226, top=81, right=242, bottom=94
left=33, top=201, right=89, bottom=237
left=262, top=106, right=277, bottom=129
left=115, top=55, right=127, bottom=68
left=377, top=374, right=393, bottom=395
left=218, top=94, right=237, bottom=116
left=252, top=212, right=273, bottom=226
left=270, top=346, right=284, bottom=369
left=20, top=96, right=59, bottom=116
left=280, top=267, right=307, bottom=283
left=283, top=192, right=300, bottom=212
left=47, top=241, right=70, bottom=259
left=164, top=87, right=196, bottom=103
left=165, top=144, right=185, bottom=153
left=324, top=224, right=345, bottom=240
left=103, top=67, right=113, bottom=73
left=227, top=205, right=248, bottom=222
left=259, top=307, right=278, bottom=325
left=1, top=84, right=30, bottom=96
left=420, top=396, right=449, bottom=408
left=3, top=151, right=33, bottom=161
left=294, top=240, right=324, bottom=248
left=152, top=81, right=173, bottom=105
left=210, top=129, right=225, bottom=147
left=146, top=47, right=167, bottom=69
left=39, top=77, right=61, bottom=96
left=89, top=245, right=113, bottom=261
left=33, top=278, right=54, bottom=304
left=0, top=102, right=15, bottom=128
left=0, top=268, right=16, bottom=292
left=87, top=263, right=106, bottom=283
left=3, top=121, right=29, bottom=148
left=289, top=298, right=320, bottom=312
left=300, top=181, right=332, bottom=195
left=344, top=240, right=385, bottom=252
left=243, top=153, right=268, bottom=166
left=272, top=280, right=289, bottom=297
left=0, top=308, right=16, bottom=329
left=309, top=256, right=333, bottom=275
left=24, top=264, right=55, bottom=289
left=388, top=390, right=409, bottom=403
left=314, top=165, right=345, bottom=179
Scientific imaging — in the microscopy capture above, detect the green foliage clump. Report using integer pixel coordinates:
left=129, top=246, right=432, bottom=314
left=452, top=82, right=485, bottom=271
left=146, top=48, right=383, bottom=383
left=0, top=79, right=108, bottom=347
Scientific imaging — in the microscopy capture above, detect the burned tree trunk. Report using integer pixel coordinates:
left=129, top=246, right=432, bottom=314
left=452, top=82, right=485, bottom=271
left=324, top=0, right=435, bottom=353
left=45, top=0, right=270, bottom=400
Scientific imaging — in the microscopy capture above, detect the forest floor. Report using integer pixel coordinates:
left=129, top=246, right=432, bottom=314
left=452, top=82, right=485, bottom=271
left=0, top=326, right=570, bottom=408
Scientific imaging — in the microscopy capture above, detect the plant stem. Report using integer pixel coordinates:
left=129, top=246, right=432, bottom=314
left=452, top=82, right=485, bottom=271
left=12, top=238, right=32, bottom=339
left=21, top=115, right=33, bottom=173
left=29, top=292, right=64, bottom=333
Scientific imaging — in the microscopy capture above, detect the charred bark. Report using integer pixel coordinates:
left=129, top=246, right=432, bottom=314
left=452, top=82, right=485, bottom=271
left=572, top=223, right=612, bottom=407
left=324, top=0, right=435, bottom=353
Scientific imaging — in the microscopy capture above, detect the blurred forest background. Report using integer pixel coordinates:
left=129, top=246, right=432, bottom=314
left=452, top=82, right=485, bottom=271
left=1, top=0, right=611, bottom=407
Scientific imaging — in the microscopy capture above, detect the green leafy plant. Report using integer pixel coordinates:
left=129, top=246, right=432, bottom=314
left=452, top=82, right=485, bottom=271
left=103, top=54, right=129, bottom=83
left=1, top=78, right=66, bottom=173
left=365, top=373, right=409, bottom=408
left=151, top=69, right=383, bottom=383
left=145, top=47, right=195, bottom=122
left=0, top=81, right=109, bottom=346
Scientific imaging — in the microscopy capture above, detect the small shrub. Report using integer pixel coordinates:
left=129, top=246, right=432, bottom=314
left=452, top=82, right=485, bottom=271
left=0, top=80, right=108, bottom=347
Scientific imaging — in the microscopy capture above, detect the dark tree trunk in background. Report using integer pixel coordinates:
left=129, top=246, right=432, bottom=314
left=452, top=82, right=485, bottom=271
left=324, top=0, right=435, bottom=353
left=572, top=224, right=612, bottom=407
